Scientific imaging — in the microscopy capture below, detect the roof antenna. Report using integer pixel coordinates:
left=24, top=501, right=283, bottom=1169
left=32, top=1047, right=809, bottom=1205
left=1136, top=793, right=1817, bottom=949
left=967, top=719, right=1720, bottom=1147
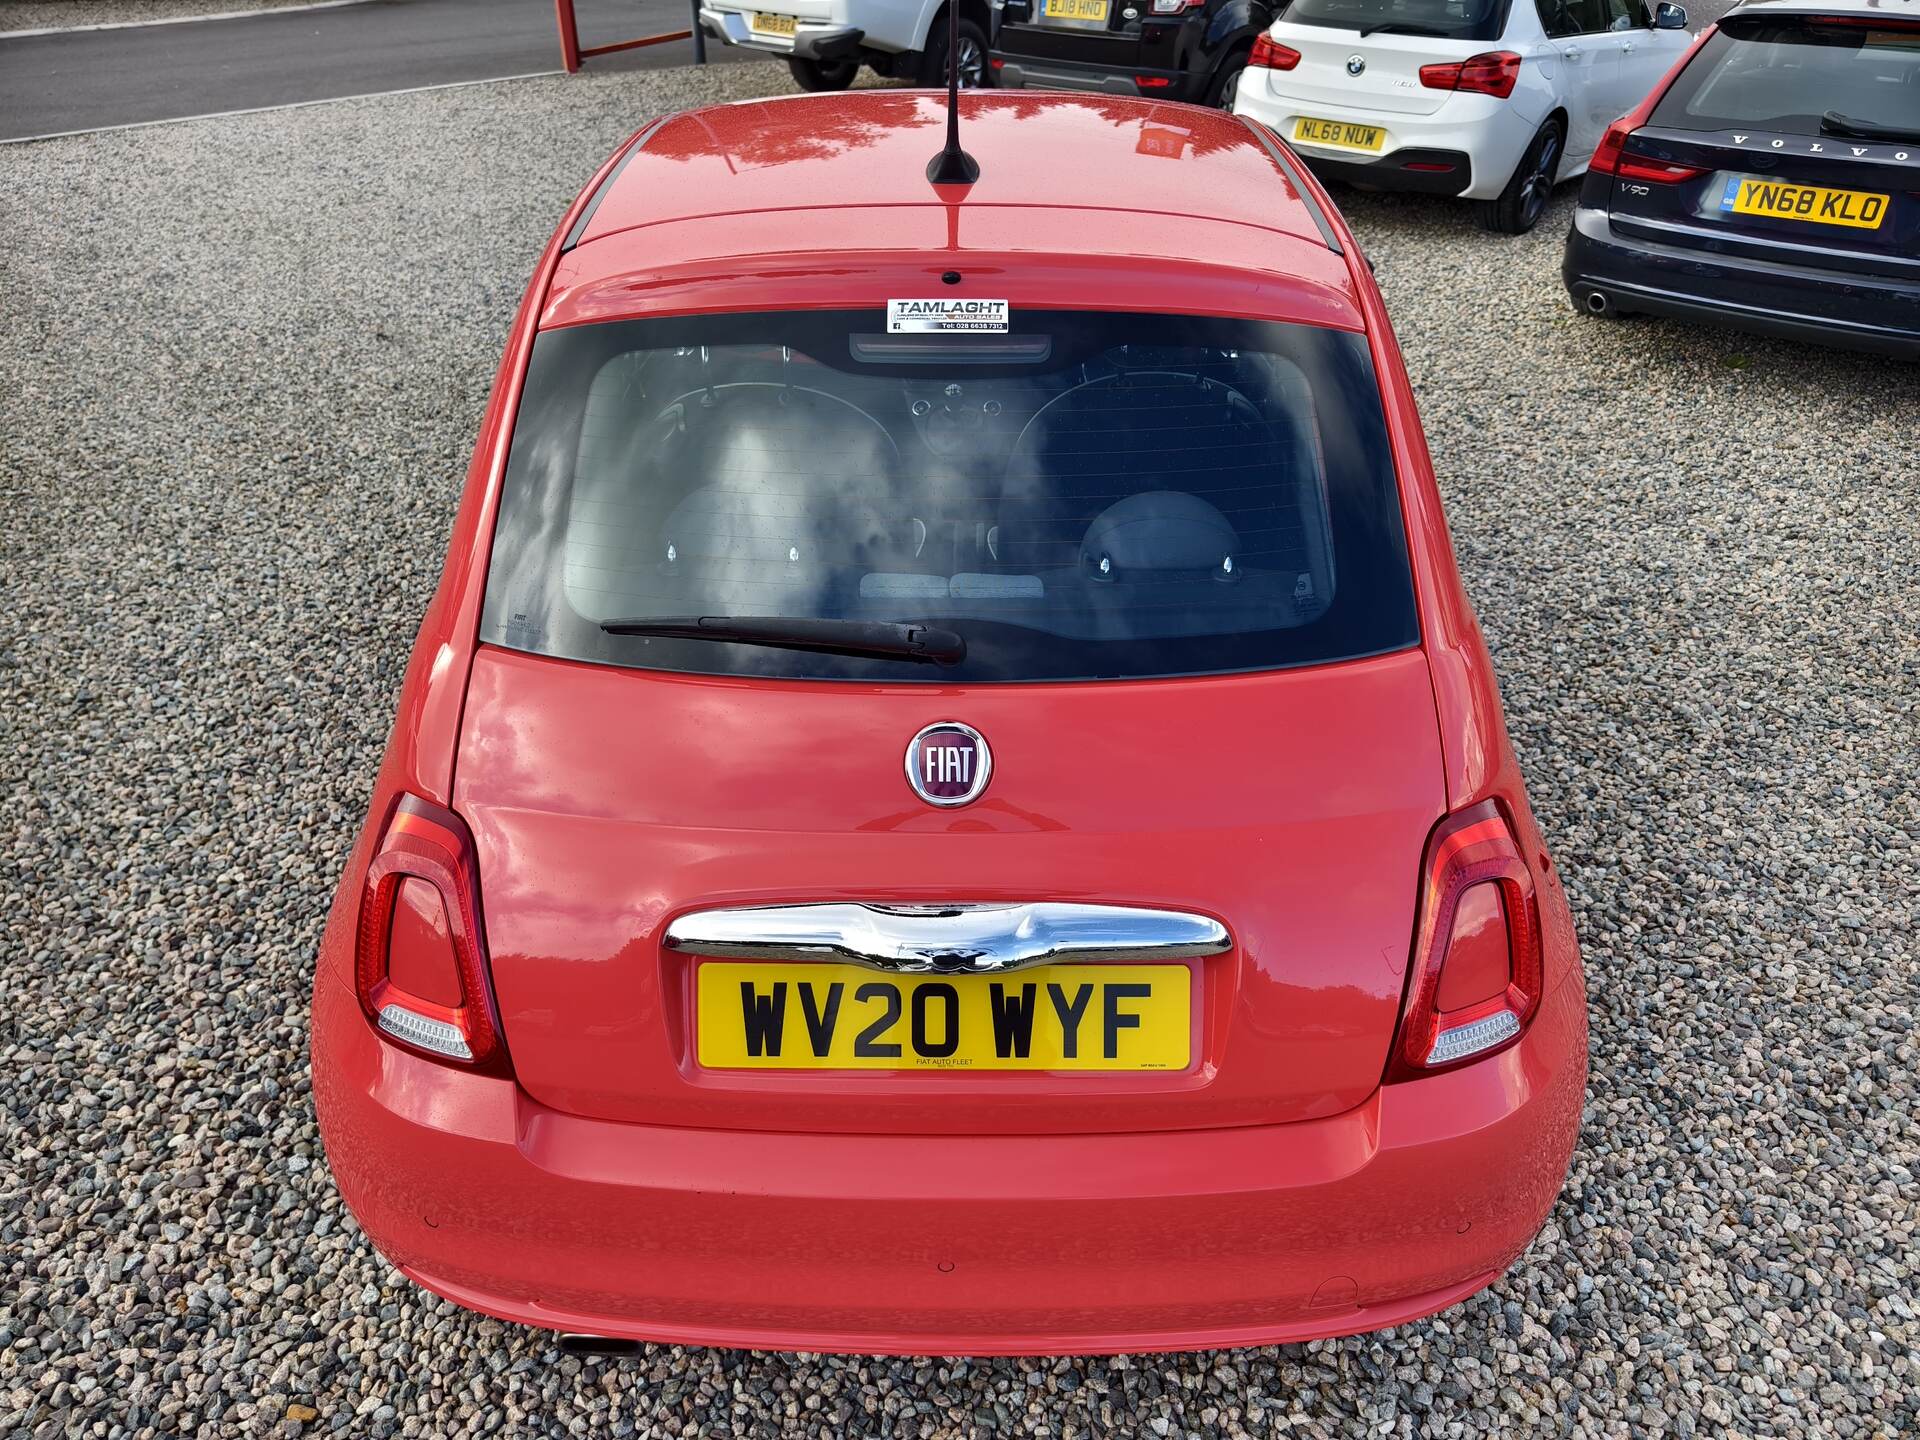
left=925, top=4, right=979, bottom=186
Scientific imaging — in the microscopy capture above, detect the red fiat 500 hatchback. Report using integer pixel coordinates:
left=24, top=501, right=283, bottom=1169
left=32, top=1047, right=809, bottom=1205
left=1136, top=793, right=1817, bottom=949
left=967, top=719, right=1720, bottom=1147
left=312, top=90, right=1587, bottom=1356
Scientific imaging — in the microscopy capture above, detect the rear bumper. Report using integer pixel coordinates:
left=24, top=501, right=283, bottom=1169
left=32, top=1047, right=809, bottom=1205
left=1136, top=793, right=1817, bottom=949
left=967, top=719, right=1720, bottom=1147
left=697, top=8, right=865, bottom=60
left=313, top=966, right=1585, bottom=1355
left=1232, top=79, right=1531, bottom=201
left=1564, top=205, right=1920, bottom=360
left=990, top=53, right=1190, bottom=100
left=1294, top=146, right=1475, bottom=197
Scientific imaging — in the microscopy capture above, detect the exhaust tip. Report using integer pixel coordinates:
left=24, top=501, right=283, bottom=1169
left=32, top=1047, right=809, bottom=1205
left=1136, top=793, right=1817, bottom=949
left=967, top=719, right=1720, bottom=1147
left=1584, top=291, right=1609, bottom=315
left=557, top=1333, right=644, bottom=1357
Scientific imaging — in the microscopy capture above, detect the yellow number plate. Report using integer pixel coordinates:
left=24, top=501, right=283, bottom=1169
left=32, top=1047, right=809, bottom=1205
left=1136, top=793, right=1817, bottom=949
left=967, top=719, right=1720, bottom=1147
left=696, top=962, right=1191, bottom=1071
left=749, top=11, right=798, bottom=35
left=1294, top=117, right=1386, bottom=153
left=1722, top=176, right=1890, bottom=230
left=1039, top=0, right=1111, bottom=22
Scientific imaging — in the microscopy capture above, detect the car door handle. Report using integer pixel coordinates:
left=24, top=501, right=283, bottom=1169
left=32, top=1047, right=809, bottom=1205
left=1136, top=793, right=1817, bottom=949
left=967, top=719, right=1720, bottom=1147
left=664, top=901, right=1232, bottom=975
left=1560, top=46, right=1580, bottom=59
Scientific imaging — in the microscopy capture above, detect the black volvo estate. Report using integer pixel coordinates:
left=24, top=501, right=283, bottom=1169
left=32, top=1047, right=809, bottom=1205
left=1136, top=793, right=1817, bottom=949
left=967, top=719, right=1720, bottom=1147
left=988, top=0, right=1275, bottom=106
left=1563, top=0, right=1920, bottom=358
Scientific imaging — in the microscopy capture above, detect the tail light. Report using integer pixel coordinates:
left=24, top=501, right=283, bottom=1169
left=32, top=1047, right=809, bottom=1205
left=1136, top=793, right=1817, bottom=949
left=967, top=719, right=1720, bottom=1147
left=1589, top=118, right=1705, bottom=181
left=1589, top=26, right=1716, bottom=183
left=1249, top=35, right=1300, bottom=70
left=1418, top=51, right=1521, bottom=99
left=355, top=794, right=510, bottom=1074
left=1387, top=801, right=1544, bottom=1081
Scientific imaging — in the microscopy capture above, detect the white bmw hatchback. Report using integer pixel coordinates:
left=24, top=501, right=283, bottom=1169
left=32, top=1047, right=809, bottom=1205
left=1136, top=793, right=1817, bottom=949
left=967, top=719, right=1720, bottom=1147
left=1234, top=0, right=1694, bottom=232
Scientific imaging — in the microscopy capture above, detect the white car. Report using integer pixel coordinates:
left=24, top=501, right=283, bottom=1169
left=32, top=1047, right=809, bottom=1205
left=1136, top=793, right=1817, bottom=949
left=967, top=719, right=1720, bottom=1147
left=698, top=0, right=991, bottom=91
left=1233, top=0, right=1693, bottom=232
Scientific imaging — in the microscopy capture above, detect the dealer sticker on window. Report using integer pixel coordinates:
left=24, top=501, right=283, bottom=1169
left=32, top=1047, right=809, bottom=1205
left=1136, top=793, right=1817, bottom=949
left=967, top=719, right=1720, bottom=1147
left=888, top=298, right=1010, bottom=334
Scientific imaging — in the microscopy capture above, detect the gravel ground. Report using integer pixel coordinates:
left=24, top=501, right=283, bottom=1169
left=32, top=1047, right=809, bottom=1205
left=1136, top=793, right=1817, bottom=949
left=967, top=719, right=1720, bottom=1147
left=0, top=0, right=332, bottom=32
left=3, top=62, right=1916, bottom=1440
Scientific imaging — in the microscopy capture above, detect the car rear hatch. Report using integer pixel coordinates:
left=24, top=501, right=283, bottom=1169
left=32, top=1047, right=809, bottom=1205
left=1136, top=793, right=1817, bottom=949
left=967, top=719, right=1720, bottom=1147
left=996, top=0, right=1148, bottom=77
left=454, top=651, right=1445, bottom=1135
left=1274, top=25, right=1493, bottom=117
left=1603, top=11, right=1920, bottom=278
left=454, top=303, right=1437, bottom=1138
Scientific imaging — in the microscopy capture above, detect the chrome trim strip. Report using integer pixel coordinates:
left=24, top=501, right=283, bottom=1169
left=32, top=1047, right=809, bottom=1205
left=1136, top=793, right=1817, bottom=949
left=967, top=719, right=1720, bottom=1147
left=664, top=902, right=1230, bottom=975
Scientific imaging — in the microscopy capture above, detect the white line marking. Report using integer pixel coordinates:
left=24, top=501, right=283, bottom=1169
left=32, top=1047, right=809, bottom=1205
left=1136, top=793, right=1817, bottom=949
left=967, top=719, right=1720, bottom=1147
left=0, top=0, right=377, bottom=41
left=0, top=69, right=566, bottom=145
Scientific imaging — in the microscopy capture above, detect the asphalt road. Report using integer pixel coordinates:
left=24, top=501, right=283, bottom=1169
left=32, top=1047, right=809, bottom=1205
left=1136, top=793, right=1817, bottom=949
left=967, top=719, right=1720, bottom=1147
left=0, top=0, right=762, bottom=141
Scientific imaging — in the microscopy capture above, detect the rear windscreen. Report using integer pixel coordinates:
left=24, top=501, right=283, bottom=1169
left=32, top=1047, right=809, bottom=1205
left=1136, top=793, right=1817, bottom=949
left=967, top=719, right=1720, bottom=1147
left=1280, top=0, right=1515, bottom=43
left=1650, top=16, right=1920, bottom=138
left=479, top=309, right=1418, bottom=683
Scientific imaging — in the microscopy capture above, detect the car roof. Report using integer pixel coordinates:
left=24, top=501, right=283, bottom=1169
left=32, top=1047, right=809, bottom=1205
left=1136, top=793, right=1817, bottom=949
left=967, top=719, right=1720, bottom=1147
left=544, top=92, right=1362, bottom=333
left=1727, top=0, right=1920, bottom=15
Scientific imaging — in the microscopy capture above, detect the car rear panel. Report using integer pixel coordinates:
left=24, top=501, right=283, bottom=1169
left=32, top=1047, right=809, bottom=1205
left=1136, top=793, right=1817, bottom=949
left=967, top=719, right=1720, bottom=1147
left=1272, top=27, right=1494, bottom=117
left=1603, top=127, right=1920, bottom=277
left=452, top=645, right=1445, bottom=1136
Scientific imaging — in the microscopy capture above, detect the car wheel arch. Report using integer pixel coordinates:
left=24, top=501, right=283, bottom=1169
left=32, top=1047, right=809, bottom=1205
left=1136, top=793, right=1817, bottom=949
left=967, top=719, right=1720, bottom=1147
left=1542, top=107, right=1573, bottom=178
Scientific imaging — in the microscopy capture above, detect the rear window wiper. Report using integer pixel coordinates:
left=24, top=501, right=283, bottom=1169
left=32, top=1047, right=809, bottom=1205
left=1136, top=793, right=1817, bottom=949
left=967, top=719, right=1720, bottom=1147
left=1356, top=21, right=1452, bottom=37
left=1819, top=111, right=1920, bottom=143
left=599, top=615, right=967, bottom=665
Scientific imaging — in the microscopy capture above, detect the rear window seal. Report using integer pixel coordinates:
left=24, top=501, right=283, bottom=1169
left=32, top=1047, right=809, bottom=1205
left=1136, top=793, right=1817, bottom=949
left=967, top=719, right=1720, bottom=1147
left=1239, top=118, right=1345, bottom=255
left=561, top=115, right=671, bottom=253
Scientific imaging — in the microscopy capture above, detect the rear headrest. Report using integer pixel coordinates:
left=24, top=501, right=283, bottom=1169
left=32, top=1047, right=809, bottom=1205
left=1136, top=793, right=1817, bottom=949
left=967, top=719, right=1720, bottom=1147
left=1080, top=491, right=1238, bottom=577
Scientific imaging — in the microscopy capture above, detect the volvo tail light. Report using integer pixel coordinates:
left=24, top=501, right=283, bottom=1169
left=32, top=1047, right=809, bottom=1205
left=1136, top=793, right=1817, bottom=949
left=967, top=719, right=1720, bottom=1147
left=1589, top=117, right=1706, bottom=182
left=1388, top=801, right=1544, bottom=1080
left=1418, top=51, right=1521, bottom=98
left=1589, top=25, right=1716, bottom=182
left=355, top=794, right=509, bottom=1074
left=1249, top=35, right=1301, bottom=70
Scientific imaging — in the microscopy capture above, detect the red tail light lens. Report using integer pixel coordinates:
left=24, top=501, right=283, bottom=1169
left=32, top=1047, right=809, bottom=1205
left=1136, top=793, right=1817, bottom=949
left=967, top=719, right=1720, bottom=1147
left=1387, top=801, right=1544, bottom=1081
left=1418, top=51, right=1521, bottom=98
left=1249, top=35, right=1301, bottom=70
left=1589, top=117, right=1704, bottom=182
left=355, top=794, right=509, bottom=1074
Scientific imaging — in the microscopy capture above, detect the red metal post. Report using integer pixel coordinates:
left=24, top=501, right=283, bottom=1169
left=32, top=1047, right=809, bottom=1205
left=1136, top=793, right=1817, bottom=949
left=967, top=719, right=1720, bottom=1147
left=554, top=0, right=583, bottom=73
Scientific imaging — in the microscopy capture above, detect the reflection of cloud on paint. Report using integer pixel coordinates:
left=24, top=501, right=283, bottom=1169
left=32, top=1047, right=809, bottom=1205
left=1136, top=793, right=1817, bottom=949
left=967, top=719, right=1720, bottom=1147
left=646, top=96, right=933, bottom=170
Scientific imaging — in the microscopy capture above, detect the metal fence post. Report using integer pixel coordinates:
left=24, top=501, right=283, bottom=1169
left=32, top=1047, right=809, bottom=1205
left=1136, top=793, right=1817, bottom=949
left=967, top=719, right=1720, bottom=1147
left=690, top=0, right=707, bottom=63
left=554, top=0, right=582, bottom=72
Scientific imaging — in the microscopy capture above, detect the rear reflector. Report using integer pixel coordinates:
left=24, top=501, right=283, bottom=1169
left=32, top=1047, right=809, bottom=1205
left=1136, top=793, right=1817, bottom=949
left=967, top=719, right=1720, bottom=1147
left=1249, top=35, right=1300, bottom=70
left=1388, top=801, right=1544, bottom=1081
left=355, top=794, right=510, bottom=1074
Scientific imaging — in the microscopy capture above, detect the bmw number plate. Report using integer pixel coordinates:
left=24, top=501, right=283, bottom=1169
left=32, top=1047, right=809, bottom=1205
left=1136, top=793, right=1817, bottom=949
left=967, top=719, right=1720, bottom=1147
left=696, top=962, right=1191, bottom=1070
left=1293, top=117, right=1386, bottom=153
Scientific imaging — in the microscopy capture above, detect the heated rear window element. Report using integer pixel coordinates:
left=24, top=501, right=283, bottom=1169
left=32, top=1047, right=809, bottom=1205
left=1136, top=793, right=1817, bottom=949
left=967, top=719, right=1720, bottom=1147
left=1651, top=15, right=1920, bottom=139
left=1282, top=0, right=1516, bottom=44
left=480, top=310, right=1418, bottom=683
